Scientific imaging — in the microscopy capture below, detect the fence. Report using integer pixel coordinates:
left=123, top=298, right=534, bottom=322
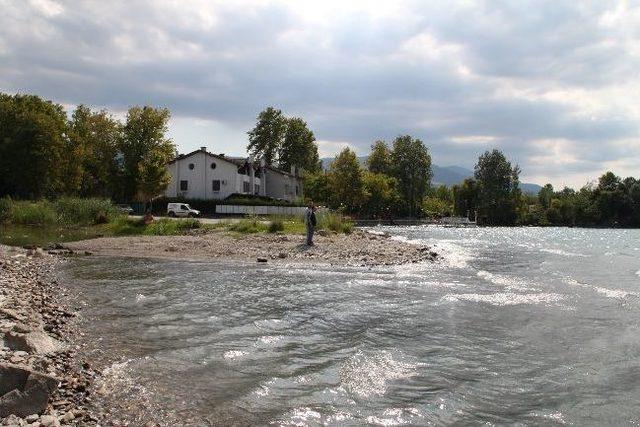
left=215, top=205, right=306, bottom=216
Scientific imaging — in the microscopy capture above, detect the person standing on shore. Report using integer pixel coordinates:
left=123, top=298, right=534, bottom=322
left=304, top=202, right=317, bottom=246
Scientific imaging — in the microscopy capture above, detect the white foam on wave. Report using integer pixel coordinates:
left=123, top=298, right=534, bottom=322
left=223, top=350, right=248, bottom=359
left=540, top=248, right=586, bottom=257
left=564, top=278, right=634, bottom=300
left=636, top=269, right=640, bottom=277
left=340, top=350, right=423, bottom=397
left=477, top=270, right=537, bottom=291
left=366, top=407, right=424, bottom=426
left=442, top=292, right=562, bottom=306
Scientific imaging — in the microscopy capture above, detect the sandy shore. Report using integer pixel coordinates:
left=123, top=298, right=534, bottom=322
left=66, top=229, right=438, bottom=266
left=0, top=246, right=101, bottom=426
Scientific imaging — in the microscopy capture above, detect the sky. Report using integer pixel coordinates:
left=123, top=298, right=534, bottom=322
left=1, top=0, right=639, bottom=188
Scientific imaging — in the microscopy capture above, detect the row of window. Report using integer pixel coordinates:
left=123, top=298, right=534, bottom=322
left=179, top=180, right=259, bottom=194
left=187, top=162, right=216, bottom=170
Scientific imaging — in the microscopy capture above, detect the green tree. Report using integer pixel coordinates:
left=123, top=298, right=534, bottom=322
left=362, top=171, right=400, bottom=218
left=138, top=150, right=172, bottom=205
left=279, top=117, right=320, bottom=173
left=69, top=105, right=123, bottom=198
left=474, top=149, right=520, bottom=225
left=538, top=183, right=554, bottom=209
left=423, top=197, right=452, bottom=218
left=390, top=135, right=432, bottom=216
left=367, top=140, right=391, bottom=174
left=120, top=106, right=175, bottom=201
left=327, top=148, right=365, bottom=213
left=303, top=172, right=330, bottom=204
left=0, top=93, right=70, bottom=198
left=453, top=178, right=479, bottom=220
left=247, top=107, right=286, bottom=166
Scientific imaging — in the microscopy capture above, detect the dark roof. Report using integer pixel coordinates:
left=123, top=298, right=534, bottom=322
left=168, top=149, right=301, bottom=179
left=168, top=149, right=237, bottom=166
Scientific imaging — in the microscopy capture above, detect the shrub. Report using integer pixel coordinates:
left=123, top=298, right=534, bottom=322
left=317, top=211, right=353, bottom=234
left=10, top=201, right=57, bottom=226
left=267, top=218, right=284, bottom=233
left=228, top=216, right=266, bottom=233
left=54, top=197, right=119, bottom=225
left=0, top=197, right=12, bottom=223
left=143, top=218, right=202, bottom=236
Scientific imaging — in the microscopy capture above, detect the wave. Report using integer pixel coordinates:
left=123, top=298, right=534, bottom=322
left=223, top=350, right=248, bottom=359
left=564, top=278, right=635, bottom=300
left=540, top=248, right=586, bottom=257
left=442, top=292, right=563, bottom=306
left=476, top=270, right=537, bottom=291
left=340, top=350, right=422, bottom=397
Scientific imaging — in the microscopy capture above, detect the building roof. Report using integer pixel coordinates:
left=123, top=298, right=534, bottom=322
left=168, top=148, right=301, bottom=179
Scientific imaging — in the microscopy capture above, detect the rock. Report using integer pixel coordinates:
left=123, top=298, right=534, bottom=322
left=25, top=415, right=38, bottom=423
left=61, top=412, right=74, bottom=422
left=256, top=257, right=268, bottom=263
left=38, top=416, right=59, bottom=427
left=0, top=364, right=58, bottom=418
left=4, top=331, right=63, bottom=355
left=83, top=251, right=93, bottom=256
left=277, top=252, right=287, bottom=259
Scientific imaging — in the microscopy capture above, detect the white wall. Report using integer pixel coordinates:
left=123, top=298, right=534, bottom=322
left=264, top=169, right=303, bottom=201
left=165, top=152, right=261, bottom=200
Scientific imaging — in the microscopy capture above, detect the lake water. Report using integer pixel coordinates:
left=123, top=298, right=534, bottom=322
left=59, top=227, right=640, bottom=425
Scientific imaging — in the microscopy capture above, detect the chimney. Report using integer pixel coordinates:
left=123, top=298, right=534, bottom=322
left=200, top=146, right=207, bottom=152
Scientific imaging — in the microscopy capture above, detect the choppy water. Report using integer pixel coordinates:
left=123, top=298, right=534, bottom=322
left=60, top=227, right=640, bottom=425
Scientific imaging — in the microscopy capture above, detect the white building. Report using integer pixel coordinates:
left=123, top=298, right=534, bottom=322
left=165, top=147, right=303, bottom=201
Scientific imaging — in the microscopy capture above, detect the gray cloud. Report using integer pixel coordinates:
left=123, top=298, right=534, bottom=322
left=1, top=0, right=639, bottom=187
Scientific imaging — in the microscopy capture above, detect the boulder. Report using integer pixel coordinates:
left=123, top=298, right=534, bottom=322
left=4, top=331, right=63, bottom=355
left=0, top=364, right=58, bottom=418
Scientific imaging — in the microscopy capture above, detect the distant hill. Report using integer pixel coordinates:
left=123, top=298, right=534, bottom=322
left=320, top=157, right=542, bottom=194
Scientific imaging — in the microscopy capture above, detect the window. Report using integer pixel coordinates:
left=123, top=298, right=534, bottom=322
left=255, top=184, right=260, bottom=194
left=180, top=204, right=189, bottom=210
left=243, top=181, right=250, bottom=193
left=188, top=163, right=195, bottom=170
left=180, top=180, right=188, bottom=191
left=210, top=162, right=216, bottom=169
left=212, top=180, right=221, bottom=192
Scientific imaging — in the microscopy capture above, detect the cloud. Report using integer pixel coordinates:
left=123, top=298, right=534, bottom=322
left=1, top=0, right=639, bottom=188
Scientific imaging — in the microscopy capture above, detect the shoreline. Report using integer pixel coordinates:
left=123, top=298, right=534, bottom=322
left=0, top=245, right=101, bottom=426
left=65, top=229, right=439, bottom=266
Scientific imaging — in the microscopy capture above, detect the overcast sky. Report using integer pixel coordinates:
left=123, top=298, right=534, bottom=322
left=1, top=0, right=639, bottom=187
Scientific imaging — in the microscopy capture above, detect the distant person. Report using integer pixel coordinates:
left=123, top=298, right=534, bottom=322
left=304, top=201, right=317, bottom=246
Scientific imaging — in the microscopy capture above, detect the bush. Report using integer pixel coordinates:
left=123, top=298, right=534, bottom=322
left=10, top=201, right=58, bottom=226
left=54, top=197, right=119, bottom=225
left=0, top=197, right=12, bottom=223
left=267, top=218, right=284, bottom=233
left=317, top=211, right=353, bottom=234
left=228, top=216, right=266, bottom=233
left=143, top=218, right=201, bottom=236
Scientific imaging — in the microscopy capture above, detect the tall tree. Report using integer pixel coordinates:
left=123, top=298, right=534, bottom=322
left=303, top=172, right=330, bottom=204
left=138, top=150, right=172, bottom=204
left=453, top=178, right=478, bottom=220
left=390, top=135, right=433, bottom=216
left=362, top=171, right=400, bottom=218
left=120, top=106, right=175, bottom=201
left=247, top=107, right=286, bottom=166
left=367, top=140, right=391, bottom=175
left=69, top=105, right=122, bottom=198
left=327, top=148, right=365, bottom=213
left=538, top=183, right=554, bottom=209
left=0, top=93, right=70, bottom=198
left=474, top=149, right=520, bottom=225
left=279, top=117, right=320, bottom=173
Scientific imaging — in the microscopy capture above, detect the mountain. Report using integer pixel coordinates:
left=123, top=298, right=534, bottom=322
left=320, top=157, right=542, bottom=194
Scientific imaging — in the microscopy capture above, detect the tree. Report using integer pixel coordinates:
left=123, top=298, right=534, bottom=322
left=453, top=178, right=479, bottom=220
left=69, top=105, right=122, bottom=198
left=120, top=106, right=175, bottom=201
left=538, top=184, right=554, bottom=209
left=0, top=93, right=70, bottom=198
left=390, top=135, right=433, bottom=216
left=362, top=171, right=400, bottom=218
left=474, top=149, right=519, bottom=225
left=138, top=150, right=172, bottom=205
left=279, top=117, right=320, bottom=173
left=247, top=107, right=286, bottom=166
left=303, top=172, right=330, bottom=204
left=367, top=140, right=391, bottom=174
left=423, top=197, right=452, bottom=218
left=327, top=148, right=365, bottom=213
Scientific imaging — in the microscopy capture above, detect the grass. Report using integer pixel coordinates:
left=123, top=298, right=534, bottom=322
left=0, top=197, right=119, bottom=226
left=317, top=211, right=353, bottom=234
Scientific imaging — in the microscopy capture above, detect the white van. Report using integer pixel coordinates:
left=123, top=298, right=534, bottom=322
left=167, top=203, right=200, bottom=218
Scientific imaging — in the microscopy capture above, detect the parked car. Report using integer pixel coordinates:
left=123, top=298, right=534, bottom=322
left=167, top=203, right=200, bottom=218
left=116, top=204, right=134, bottom=215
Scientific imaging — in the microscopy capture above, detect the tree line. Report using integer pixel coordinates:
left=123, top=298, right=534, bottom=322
left=0, top=92, right=175, bottom=202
